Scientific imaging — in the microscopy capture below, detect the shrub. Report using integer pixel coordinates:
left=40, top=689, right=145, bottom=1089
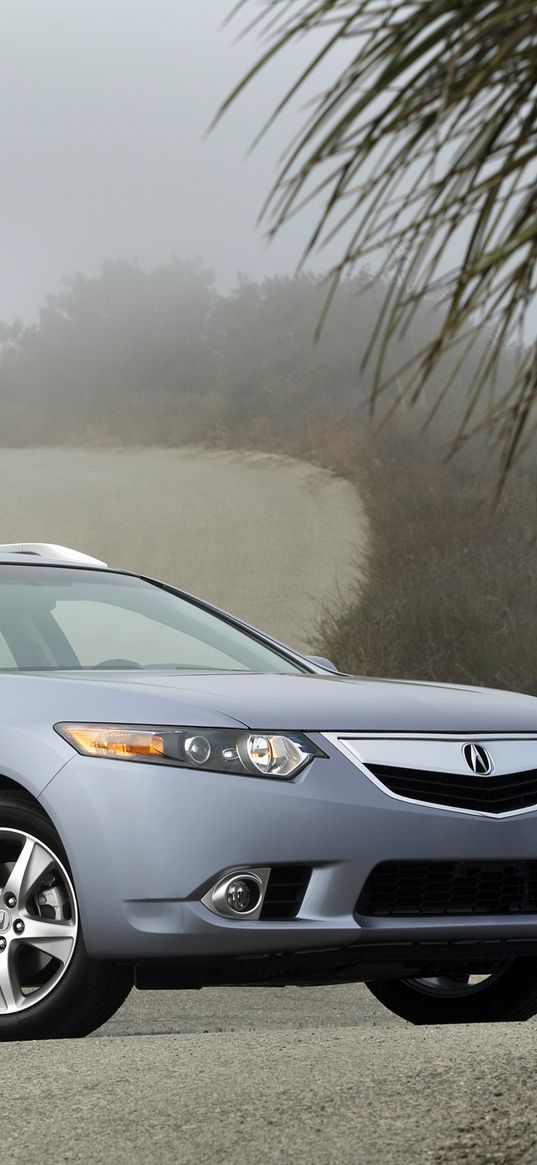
left=317, top=417, right=537, bottom=695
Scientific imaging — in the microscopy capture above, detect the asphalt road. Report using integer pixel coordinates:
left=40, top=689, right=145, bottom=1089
left=0, top=446, right=367, bottom=652
left=1, top=986, right=537, bottom=1164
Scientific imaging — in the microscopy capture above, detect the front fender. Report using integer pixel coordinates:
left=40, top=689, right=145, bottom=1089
left=0, top=726, right=73, bottom=797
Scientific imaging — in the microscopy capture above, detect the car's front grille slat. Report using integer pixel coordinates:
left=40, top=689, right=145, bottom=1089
left=367, top=763, right=537, bottom=814
left=357, top=860, right=537, bottom=917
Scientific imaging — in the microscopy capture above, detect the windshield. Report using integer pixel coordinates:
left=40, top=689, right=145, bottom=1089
left=0, top=566, right=304, bottom=674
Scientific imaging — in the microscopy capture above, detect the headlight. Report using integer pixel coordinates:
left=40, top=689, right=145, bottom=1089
left=54, top=724, right=326, bottom=779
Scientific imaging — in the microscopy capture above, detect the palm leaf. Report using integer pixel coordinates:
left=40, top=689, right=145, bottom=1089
left=221, top=0, right=537, bottom=476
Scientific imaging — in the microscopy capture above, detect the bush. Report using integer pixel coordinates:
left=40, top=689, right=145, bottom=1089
left=317, top=417, right=537, bottom=695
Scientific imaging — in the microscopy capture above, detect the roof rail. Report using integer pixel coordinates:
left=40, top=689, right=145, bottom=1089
left=0, top=544, right=108, bottom=567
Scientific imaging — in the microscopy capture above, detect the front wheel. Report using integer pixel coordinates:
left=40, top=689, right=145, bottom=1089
left=0, top=792, right=132, bottom=1040
left=366, top=959, right=537, bottom=1024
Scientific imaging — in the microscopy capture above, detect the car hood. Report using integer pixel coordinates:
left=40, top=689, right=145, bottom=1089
left=8, top=670, right=537, bottom=734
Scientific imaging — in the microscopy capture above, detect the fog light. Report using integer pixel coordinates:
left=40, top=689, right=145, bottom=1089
left=202, top=868, right=270, bottom=919
left=226, top=878, right=256, bottom=913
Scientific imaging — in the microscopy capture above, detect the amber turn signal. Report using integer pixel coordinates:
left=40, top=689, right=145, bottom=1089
left=56, top=725, right=165, bottom=759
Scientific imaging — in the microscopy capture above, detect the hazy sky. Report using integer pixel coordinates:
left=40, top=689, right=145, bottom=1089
left=0, top=0, right=329, bottom=323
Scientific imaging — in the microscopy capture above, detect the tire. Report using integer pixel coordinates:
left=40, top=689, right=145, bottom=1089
left=366, top=959, right=537, bottom=1024
left=0, top=791, right=132, bottom=1040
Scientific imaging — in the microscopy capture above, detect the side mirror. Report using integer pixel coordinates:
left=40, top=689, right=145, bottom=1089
left=305, top=655, right=339, bottom=673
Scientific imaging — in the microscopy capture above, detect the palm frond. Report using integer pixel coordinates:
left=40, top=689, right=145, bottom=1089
left=222, top=0, right=537, bottom=475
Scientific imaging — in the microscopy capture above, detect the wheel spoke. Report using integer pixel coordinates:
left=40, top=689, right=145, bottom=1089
left=3, top=838, right=54, bottom=907
left=20, top=917, right=75, bottom=966
left=0, top=827, right=78, bottom=1017
left=0, top=951, right=22, bottom=1011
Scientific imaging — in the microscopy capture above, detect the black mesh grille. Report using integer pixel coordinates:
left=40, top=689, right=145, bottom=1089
left=356, top=860, right=537, bottom=917
left=259, top=865, right=311, bottom=920
left=367, top=763, right=537, bottom=814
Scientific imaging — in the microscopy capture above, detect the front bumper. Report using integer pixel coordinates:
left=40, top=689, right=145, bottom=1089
left=40, top=733, right=537, bottom=962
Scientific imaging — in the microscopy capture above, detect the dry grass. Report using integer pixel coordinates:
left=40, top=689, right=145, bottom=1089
left=316, top=418, right=537, bottom=695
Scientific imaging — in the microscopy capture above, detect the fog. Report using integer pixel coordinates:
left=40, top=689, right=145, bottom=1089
left=0, top=0, right=332, bottom=324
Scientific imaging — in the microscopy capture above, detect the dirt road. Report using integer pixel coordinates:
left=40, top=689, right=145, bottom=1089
left=0, top=446, right=366, bottom=651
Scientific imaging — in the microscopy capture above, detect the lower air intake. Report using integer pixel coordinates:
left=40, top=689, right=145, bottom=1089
left=356, top=860, right=537, bottom=917
left=259, top=865, right=311, bottom=920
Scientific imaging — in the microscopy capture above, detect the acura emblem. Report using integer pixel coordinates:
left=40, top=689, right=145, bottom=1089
left=0, top=910, right=10, bottom=932
left=463, top=743, right=493, bottom=775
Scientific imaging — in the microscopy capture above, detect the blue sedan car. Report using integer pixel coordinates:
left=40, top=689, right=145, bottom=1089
left=0, top=543, right=537, bottom=1038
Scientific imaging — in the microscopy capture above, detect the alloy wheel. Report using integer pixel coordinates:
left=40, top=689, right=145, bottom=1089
left=0, top=828, right=77, bottom=1013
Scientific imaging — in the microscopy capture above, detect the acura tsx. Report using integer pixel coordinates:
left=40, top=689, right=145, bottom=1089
left=0, top=543, right=536, bottom=1038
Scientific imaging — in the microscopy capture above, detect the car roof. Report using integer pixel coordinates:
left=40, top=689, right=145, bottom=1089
left=0, top=544, right=108, bottom=568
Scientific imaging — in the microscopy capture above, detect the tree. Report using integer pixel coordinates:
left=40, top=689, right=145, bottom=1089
left=222, top=1, right=537, bottom=475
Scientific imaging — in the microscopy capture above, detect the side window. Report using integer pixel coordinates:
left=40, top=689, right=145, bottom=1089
left=0, top=630, right=17, bottom=668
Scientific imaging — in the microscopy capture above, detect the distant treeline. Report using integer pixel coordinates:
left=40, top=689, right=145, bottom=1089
left=0, top=259, right=370, bottom=447
left=0, top=257, right=520, bottom=453
left=1, top=257, right=536, bottom=693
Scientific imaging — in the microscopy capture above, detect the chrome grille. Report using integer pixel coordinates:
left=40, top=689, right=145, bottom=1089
left=367, top=764, right=537, bottom=814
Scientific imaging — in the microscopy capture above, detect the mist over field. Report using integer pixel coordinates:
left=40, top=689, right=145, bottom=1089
left=0, top=255, right=534, bottom=692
